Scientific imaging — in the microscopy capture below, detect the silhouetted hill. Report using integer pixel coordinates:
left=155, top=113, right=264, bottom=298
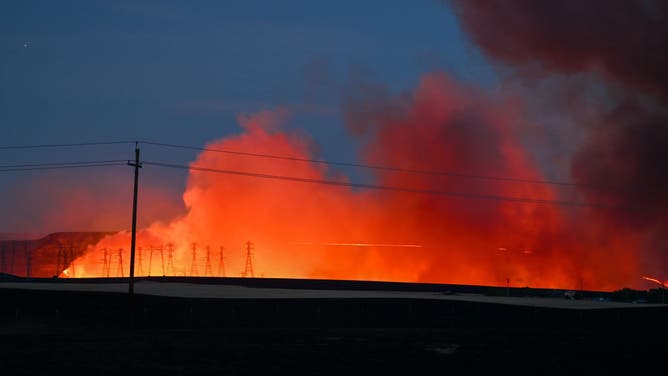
left=0, top=231, right=114, bottom=277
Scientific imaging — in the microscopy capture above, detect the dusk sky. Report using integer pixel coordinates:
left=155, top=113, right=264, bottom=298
left=1, top=0, right=496, bottom=233
left=1, top=1, right=494, bottom=144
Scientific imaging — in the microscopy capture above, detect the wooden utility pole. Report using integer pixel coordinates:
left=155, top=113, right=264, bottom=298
left=128, top=143, right=141, bottom=295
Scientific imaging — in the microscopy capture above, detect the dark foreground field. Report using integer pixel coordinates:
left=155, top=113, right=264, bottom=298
left=1, top=278, right=666, bottom=374
left=4, top=326, right=666, bottom=375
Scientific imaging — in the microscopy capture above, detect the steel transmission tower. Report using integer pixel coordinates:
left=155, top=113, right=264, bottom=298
left=242, top=241, right=254, bottom=278
left=204, top=246, right=213, bottom=276
left=137, top=246, right=144, bottom=276
left=190, top=243, right=198, bottom=276
left=166, top=243, right=175, bottom=275
left=117, top=248, right=124, bottom=277
left=217, top=246, right=225, bottom=277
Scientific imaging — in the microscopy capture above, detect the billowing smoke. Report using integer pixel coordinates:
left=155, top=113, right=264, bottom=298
left=450, top=0, right=668, bottom=278
left=572, top=102, right=668, bottom=227
left=449, top=0, right=668, bottom=219
left=449, top=0, right=668, bottom=100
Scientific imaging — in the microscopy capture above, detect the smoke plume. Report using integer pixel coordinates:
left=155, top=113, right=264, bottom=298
left=449, top=0, right=668, bottom=280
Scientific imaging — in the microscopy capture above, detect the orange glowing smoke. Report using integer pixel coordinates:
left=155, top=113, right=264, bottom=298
left=69, top=73, right=650, bottom=291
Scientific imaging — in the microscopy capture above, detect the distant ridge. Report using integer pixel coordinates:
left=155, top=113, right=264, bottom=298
left=0, top=231, right=116, bottom=277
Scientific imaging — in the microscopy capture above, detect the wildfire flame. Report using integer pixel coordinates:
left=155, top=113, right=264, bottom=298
left=57, top=74, right=663, bottom=291
left=295, top=242, right=424, bottom=248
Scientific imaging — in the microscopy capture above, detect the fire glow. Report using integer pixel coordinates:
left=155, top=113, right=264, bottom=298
left=294, top=242, right=424, bottom=248
left=61, top=73, right=659, bottom=291
left=643, top=276, right=668, bottom=288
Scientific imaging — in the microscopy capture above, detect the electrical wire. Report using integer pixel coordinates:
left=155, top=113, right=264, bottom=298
left=0, top=160, right=128, bottom=168
left=0, top=160, right=128, bottom=172
left=0, top=139, right=596, bottom=189
left=142, top=160, right=610, bottom=208
left=0, top=141, right=135, bottom=150
left=140, top=140, right=587, bottom=188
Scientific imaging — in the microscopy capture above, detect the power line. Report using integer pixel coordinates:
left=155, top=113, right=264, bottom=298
left=0, top=139, right=596, bottom=189
left=0, top=159, right=128, bottom=168
left=0, top=163, right=126, bottom=172
left=0, top=141, right=135, bottom=150
left=0, top=160, right=127, bottom=172
left=139, top=140, right=586, bottom=189
left=142, top=160, right=611, bottom=209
